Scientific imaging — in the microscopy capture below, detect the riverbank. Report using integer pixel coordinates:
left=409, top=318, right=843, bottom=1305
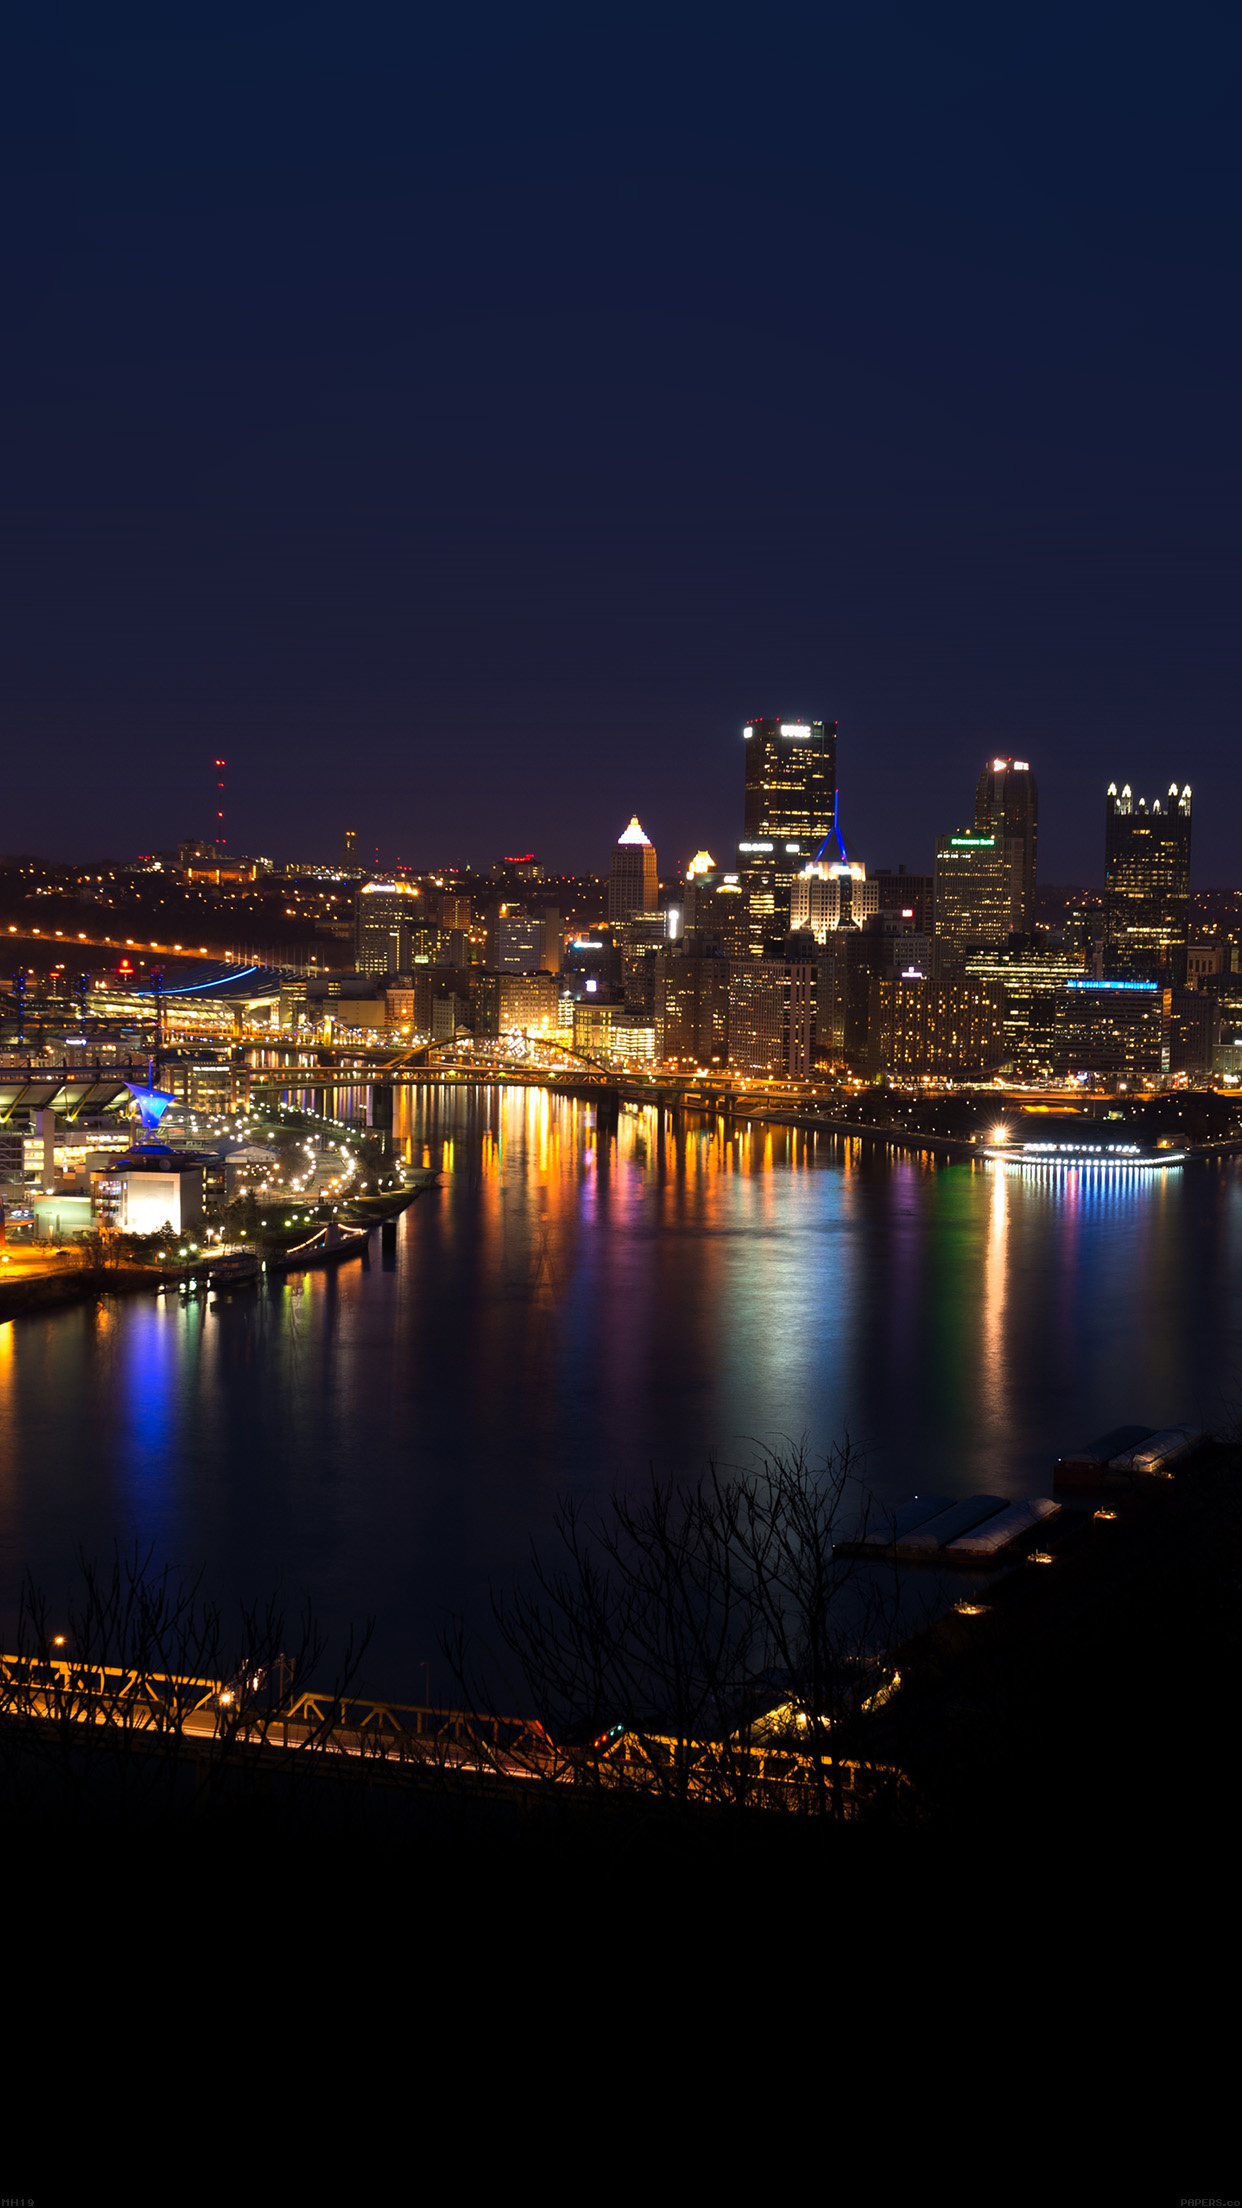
left=0, top=1261, right=170, bottom=1320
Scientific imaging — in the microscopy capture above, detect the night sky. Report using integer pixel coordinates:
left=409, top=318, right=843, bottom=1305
left=5, top=4, right=1241, bottom=883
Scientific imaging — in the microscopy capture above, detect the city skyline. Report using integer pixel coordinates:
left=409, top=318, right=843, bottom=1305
left=5, top=16, right=1241, bottom=882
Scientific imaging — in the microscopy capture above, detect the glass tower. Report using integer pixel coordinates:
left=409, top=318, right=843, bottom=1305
left=974, top=756, right=1038, bottom=935
left=1104, top=782, right=1192, bottom=984
left=740, top=717, right=838, bottom=947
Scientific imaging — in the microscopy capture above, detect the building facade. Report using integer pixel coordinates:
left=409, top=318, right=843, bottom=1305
left=355, top=880, right=423, bottom=974
left=933, top=833, right=1013, bottom=952
left=608, top=819, right=658, bottom=921
left=471, top=971, right=558, bottom=1037
left=1049, top=978, right=1169, bottom=1080
left=789, top=862, right=880, bottom=941
left=868, top=975, right=1005, bottom=1078
left=740, top=716, right=838, bottom=945
left=1104, top=782, right=1192, bottom=984
left=974, top=757, right=1038, bottom=934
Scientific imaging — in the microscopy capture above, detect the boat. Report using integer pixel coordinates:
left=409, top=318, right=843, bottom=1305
left=265, top=1221, right=370, bottom=1275
left=983, top=1116, right=1187, bottom=1168
left=207, top=1251, right=261, bottom=1289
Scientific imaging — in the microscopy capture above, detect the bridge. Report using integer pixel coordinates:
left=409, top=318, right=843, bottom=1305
left=0, top=1648, right=905, bottom=1814
left=234, top=1035, right=744, bottom=1115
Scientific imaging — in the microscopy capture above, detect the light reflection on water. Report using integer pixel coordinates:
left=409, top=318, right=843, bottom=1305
left=1, top=1083, right=1241, bottom=1694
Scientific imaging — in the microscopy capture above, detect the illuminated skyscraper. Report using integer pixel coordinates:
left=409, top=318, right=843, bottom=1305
left=974, top=756, right=1038, bottom=934
left=739, top=717, right=838, bottom=946
left=933, top=832, right=1013, bottom=951
left=1104, top=782, right=1192, bottom=984
left=355, top=879, right=421, bottom=973
left=743, top=718, right=837, bottom=847
left=609, top=817, right=658, bottom=921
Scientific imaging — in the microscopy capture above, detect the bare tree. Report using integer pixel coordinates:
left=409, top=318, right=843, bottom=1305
left=0, top=1546, right=374, bottom=1825
left=445, top=1442, right=908, bottom=1818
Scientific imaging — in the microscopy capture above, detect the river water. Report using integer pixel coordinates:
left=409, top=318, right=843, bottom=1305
left=2, top=1083, right=1240, bottom=1695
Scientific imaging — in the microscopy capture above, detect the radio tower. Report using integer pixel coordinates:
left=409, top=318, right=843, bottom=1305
left=214, top=757, right=227, bottom=850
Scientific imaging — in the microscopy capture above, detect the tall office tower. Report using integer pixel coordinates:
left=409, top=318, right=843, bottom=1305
left=341, top=828, right=358, bottom=868
left=743, top=717, right=837, bottom=846
left=933, top=831, right=1013, bottom=952
left=355, top=879, right=421, bottom=973
left=789, top=860, right=880, bottom=941
left=974, top=757, right=1038, bottom=934
left=1104, top=782, right=1192, bottom=984
left=740, top=717, right=838, bottom=943
left=608, top=817, right=658, bottom=921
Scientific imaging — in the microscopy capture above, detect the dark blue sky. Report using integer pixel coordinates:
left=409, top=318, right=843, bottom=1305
left=5, top=2, right=1241, bottom=881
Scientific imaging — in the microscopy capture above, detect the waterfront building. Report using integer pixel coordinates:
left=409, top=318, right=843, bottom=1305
left=1104, top=782, right=1192, bottom=984
left=608, top=819, right=658, bottom=921
left=816, top=923, right=909, bottom=1069
left=471, top=970, right=558, bottom=1037
left=933, top=832, right=1013, bottom=952
left=656, top=953, right=731, bottom=1066
left=1049, top=979, right=1169, bottom=1080
left=355, top=880, right=422, bottom=974
left=572, top=1002, right=658, bottom=1062
left=867, top=975, right=1005, bottom=1078
left=962, top=943, right=1087, bottom=1069
left=726, top=959, right=818, bottom=1078
left=974, top=757, right=1038, bottom=934
left=92, top=1146, right=206, bottom=1235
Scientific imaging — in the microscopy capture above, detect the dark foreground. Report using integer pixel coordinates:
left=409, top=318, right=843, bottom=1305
left=5, top=1446, right=1237, bottom=2204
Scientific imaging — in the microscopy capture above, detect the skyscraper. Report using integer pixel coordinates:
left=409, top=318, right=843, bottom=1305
left=1104, top=782, right=1192, bottom=983
left=608, top=817, right=658, bottom=921
left=974, top=756, right=1038, bottom=934
left=355, top=879, right=421, bottom=973
left=933, top=832, right=1013, bottom=951
left=739, top=717, right=838, bottom=946
left=743, top=717, right=837, bottom=847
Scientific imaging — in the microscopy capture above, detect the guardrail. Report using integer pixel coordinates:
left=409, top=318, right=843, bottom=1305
left=0, top=1653, right=907, bottom=1811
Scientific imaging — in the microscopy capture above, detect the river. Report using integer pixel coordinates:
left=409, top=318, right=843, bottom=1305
left=2, top=1082, right=1240, bottom=1694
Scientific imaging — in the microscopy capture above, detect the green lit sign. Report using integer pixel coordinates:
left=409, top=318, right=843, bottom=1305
left=949, top=836, right=995, bottom=847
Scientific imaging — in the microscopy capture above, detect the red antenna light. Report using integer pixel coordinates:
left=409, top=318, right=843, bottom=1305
left=214, top=758, right=227, bottom=848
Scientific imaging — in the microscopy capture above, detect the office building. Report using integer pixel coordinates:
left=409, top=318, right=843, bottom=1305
left=933, top=833, right=1013, bottom=952
left=743, top=717, right=837, bottom=849
left=962, top=943, right=1087, bottom=1070
left=974, top=757, right=1038, bottom=934
left=656, top=954, right=730, bottom=1067
left=726, top=959, right=818, bottom=1078
left=873, top=868, right=934, bottom=933
left=1049, top=978, right=1169, bottom=1080
left=609, top=818, right=658, bottom=921
left=868, top=976, right=1006, bottom=1079
left=789, top=861, right=880, bottom=941
left=471, top=971, right=558, bottom=1038
left=739, top=716, right=839, bottom=945
left=572, top=1002, right=657, bottom=1062
left=1104, top=782, right=1192, bottom=984
left=1169, top=989, right=1219, bottom=1077
left=355, top=880, right=422, bottom=974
